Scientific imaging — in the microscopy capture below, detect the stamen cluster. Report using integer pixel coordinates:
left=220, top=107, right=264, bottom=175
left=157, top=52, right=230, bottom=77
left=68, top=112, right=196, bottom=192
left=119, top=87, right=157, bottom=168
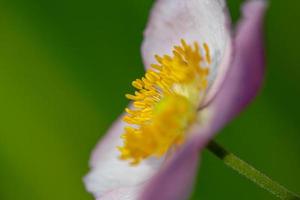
left=118, top=40, right=211, bottom=165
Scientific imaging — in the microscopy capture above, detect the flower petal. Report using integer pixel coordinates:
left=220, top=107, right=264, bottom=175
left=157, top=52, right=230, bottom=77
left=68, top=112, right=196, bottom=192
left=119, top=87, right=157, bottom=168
left=84, top=115, right=162, bottom=198
left=140, top=139, right=201, bottom=200
left=142, top=0, right=232, bottom=93
left=98, top=186, right=141, bottom=200
left=206, top=0, right=268, bottom=134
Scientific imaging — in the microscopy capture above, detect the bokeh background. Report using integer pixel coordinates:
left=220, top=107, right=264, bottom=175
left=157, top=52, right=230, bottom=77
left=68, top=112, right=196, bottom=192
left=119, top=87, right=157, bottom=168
left=0, top=0, right=299, bottom=199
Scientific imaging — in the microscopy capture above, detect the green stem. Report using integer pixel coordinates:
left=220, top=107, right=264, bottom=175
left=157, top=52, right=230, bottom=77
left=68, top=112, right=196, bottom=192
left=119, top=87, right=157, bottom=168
left=206, top=140, right=300, bottom=200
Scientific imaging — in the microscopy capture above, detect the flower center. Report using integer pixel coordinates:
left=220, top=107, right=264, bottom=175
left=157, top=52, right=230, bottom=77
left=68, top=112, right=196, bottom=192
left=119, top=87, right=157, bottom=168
left=118, top=39, right=211, bottom=165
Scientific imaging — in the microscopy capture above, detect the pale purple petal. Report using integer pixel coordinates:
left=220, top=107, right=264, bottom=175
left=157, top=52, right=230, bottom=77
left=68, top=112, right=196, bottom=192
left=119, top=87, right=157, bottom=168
left=140, top=139, right=201, bottom=200
left=205, top=0, right=268, bottom=135
left=99, top=186, right=141, bottom=200
left=142, top=0, right=232, bottom=94
left=84, top=115, right=162, bottom=198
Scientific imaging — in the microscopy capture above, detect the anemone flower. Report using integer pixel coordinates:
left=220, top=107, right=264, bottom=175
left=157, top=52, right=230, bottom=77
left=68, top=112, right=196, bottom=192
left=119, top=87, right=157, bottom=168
left=84, top=0, right=268, bottom=199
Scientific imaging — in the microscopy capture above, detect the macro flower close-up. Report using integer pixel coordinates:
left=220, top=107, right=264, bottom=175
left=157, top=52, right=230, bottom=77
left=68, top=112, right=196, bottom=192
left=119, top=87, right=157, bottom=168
left=1, top=0, right=300, bottom=200
left=83, top=0, right=279, bottom=199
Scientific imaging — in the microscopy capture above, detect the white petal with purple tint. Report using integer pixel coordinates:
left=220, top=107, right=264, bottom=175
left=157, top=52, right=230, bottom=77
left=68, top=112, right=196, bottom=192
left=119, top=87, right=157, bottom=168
left=84, top=117, right=162, bottom=198
left=142, top=0, right=232, bottom=102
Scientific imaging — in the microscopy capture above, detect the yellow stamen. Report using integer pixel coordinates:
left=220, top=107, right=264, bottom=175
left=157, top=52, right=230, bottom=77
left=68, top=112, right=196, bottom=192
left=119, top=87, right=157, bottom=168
left=119, top=39, right=211, bottom=165
left=203, top=43, right=212, bottom=64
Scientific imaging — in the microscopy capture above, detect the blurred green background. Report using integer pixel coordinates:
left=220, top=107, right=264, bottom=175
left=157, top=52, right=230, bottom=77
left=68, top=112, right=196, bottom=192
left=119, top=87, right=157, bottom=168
left=0, top=0, right=299, bottom=199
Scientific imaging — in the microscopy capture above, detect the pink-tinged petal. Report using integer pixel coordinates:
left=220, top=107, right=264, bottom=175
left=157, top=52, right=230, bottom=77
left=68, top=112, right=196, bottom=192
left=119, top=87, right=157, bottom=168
left=84, top=115, right=162, bottom=198
left=205, top=0, right=268, bottom=134
left=99, top=186, right=141, bottom=200
left=140, top=139, right=201, bottom=200
left=142, top=0, right=232, bottom=94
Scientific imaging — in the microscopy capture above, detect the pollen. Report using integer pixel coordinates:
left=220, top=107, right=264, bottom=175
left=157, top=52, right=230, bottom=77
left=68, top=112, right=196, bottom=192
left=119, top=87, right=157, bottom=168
left=118, top=39, right=211, bottom=165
